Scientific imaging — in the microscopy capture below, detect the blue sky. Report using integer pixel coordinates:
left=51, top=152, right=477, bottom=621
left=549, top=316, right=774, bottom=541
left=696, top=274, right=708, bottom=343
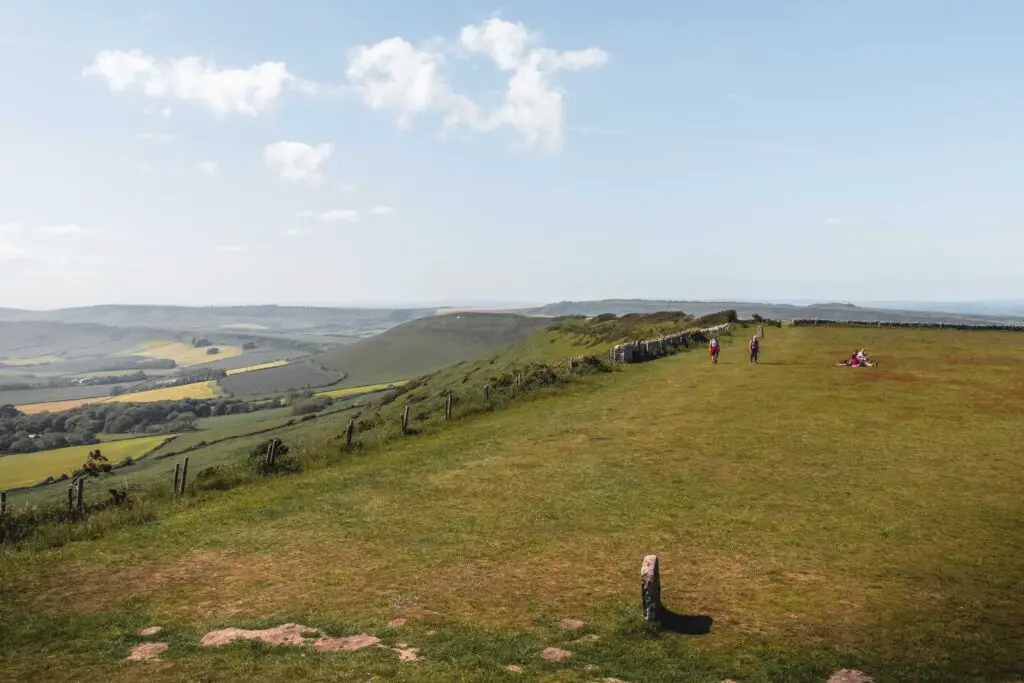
left=1, top=1, right=1021, bottom=309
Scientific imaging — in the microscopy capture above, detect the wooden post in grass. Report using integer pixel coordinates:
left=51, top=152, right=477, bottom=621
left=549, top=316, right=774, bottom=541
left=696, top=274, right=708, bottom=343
left=1, top=491, right=7, bottom=516
left=444, top=394, right=452, bottom=421
left=401, top=405, right=410, bottom=434
left=483, top=385, right=490, bottom=403
left=173, top=463, right=181, bottom=495
left=75, top=478, right=84, bottom=514
left=345, top=420, right=355, bottom=450
left=641, top=554, right=663, bottom=624
left=568, top=356, right=574, bottom=370
left=179, top=456, right=190, bottom=494
left=265, top=441, right=275, bottom=466
left=67, top=486, right=74, bottom=514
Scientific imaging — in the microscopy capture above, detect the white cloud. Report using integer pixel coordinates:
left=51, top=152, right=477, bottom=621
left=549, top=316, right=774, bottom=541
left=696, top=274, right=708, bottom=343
left=161, top=107, right=173, bottom=118
left=263, top=141, right=333, bottom=186
left=824, top=217, right=843, bottom=226
left=285, top=228, right=310, bottom=237
left=346, top=18, right=608, bottom=150
left=84, top=49, right=295, bottom=116
left=215, top=245, right=244, bottom=253
left=0, top=222, right=23, bottom=234
left=196, top=161, right=218, bottom=175
left=136, top=132, right=176, bottom=143
left=37, top=224, right=93, bottom=236
left=297, top=209, right=359, bottom=223
left=368, top=205, right=395, bottom=216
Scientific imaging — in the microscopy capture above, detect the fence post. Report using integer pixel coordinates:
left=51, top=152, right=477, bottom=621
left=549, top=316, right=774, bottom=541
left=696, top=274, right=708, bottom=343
left=568, top=356, right=574, bottom=370
left=483, top=385, right=490, bottom=403
left=179, top=456, right=190, bottom=494
left=76, top=478, right=84, bottom=514
left=345, top=420, right=355, bottom=450
left=173, top=463, right=181, bottom=495
left=401, top=405, right=410, bottom=433
left=1, top=491, right=7, bottom=516
left=67, top=485, right=74, bottom=514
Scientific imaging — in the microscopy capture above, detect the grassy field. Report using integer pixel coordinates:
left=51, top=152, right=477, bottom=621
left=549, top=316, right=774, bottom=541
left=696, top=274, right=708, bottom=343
left=0, top=326, right=1021, bottom=681
left=316, top=381, right=406, bottom=399
left=0, top=435, right=171, bottom=490
left=119, top=341, right=243, bottom=367
left=316, top=312, right=551, bottom=388
left=224, top=360, right=290, bottom=375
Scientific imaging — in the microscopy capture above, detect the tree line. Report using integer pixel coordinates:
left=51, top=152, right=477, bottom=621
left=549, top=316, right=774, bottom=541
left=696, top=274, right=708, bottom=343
left=0, top=397, right=285, bottom=455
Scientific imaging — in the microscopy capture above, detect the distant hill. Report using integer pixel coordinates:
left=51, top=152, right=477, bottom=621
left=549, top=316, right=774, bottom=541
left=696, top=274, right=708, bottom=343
left=315, top=313, right=551, bottom=388
left=0, top=305, right=435, bottom=335
left=520, top=299, right=1022, bottom=325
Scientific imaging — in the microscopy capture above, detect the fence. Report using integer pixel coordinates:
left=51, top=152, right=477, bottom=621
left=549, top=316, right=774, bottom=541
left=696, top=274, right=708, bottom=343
left=790, top=319, right=1024, bottom=331
left=610, top=323, right=734, bottom=364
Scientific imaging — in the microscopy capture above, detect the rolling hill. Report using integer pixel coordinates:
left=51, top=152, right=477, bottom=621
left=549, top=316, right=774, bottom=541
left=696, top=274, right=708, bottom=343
left=314, top=312, right=552, bottom=387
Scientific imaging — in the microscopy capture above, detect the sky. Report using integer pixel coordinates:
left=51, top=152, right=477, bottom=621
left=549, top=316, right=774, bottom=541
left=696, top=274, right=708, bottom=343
left=1, top=1, right=1022, bottom=310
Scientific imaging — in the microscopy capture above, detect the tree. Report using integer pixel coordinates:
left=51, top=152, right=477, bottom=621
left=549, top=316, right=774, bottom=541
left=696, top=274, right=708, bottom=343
left=206, top=347, right=220, bottom=355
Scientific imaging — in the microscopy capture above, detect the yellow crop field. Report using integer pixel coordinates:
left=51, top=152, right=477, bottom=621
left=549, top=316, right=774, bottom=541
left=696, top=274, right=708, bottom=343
left=1, top=354, right=64, bottom=367
left=102, top=380, right=221, bottom=404
left=225, top=360, right=290, bottom=375
left=317, top=380, right=407, bottom=399
left=17, top=398, right=101, bottom=415
left=0, top=435, right=170, bottom=490
left=118, top=341, right=243, bottom=367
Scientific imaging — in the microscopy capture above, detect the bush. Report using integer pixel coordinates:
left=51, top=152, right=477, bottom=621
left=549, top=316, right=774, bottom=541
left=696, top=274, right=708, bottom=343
left=248, top=439, right=300, bottom=476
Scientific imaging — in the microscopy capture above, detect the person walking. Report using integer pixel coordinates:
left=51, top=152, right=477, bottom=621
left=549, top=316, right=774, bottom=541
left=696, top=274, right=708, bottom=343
left=749, top=335, right=760, bottom=364
left=709, top=336, right=720, bottom=364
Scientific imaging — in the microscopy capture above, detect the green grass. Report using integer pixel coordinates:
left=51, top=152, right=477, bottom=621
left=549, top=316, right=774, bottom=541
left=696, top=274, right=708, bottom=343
left=0, top=436, right=171, bottom=490
left=0, top=326, right=1022, bottom=681
left=316, top=312, right=551, bottom=387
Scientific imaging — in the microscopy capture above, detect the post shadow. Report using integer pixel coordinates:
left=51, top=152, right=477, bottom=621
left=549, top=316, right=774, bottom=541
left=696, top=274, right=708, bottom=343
left=641, top=554, right=713, bottom=635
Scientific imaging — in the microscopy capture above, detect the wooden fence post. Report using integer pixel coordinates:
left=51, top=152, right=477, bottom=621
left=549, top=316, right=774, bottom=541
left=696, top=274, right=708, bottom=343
left=67, top=486, right=74, bottom=514
left=402, top=405, right=410, bottom=433
left=345, top=420, right=355, bottom=450
left=1, top=491, right=7, bottom=516
left=568, top=356, right=574, bottom=370
left=173, top=463, right=181, bottom=495
left=641, top=554, right=663, bottom=624
left=179, top=456, right=190, bottom=494
left=76, top=478, right=84, bottom=514
left=483, top=385, right=490, bottom=403
left=265, top=441, right=275, bottom=466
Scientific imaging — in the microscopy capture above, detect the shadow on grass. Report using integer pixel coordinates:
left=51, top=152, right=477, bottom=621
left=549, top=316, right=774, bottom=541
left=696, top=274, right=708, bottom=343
left=656, top=608, right=713, bottom=636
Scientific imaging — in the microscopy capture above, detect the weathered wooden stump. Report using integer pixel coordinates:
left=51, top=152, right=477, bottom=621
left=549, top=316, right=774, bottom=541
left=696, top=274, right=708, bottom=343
left=344, top=420, right=355, bottom=450
left=402, top=405, right=411, bottom=433
left=67, top=485, right=74, bottom=514
left=641, top=554, right=663, bottom=624
left=173, top=463, right=181, bottom=494
left=180, top=456, right=190, bottom=494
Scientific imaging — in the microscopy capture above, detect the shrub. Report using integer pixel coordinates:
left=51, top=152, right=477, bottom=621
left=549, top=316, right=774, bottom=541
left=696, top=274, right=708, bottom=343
left=248, top=439, right=300, bottom=476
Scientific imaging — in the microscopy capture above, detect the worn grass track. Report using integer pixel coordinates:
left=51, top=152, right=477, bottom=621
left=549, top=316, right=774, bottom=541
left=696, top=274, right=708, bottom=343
left=0, top=326, right=1021, bottom=682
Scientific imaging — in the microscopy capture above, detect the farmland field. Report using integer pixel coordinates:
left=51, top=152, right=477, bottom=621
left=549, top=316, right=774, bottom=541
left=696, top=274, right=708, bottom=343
left=0, top=354, right=64, bottom=367
left=118, top=341, right=243, bottom=367
left=103, top=380, right=222, bottom=403
left=15, top=397, right=106, bottom=415
left=316, top=380, right=406, bottom=399
left=0, top=325, right=1021, bottom=682
left=1, top=385, right=116, bottom=409
left=0, top=435, right=171, bottom=490
left=225, top=360, right=290, bottom=375
left=218, top=360, right=340, bottom=396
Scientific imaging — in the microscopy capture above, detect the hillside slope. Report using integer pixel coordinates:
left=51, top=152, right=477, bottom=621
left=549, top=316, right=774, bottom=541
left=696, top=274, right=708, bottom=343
left=1, top=325, right=1020, bottom=681
left=315, top=312, right=551, bottom=387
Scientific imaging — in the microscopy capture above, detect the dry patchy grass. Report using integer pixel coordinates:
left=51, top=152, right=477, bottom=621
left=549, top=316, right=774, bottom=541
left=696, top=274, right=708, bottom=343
left=1, top=326, right=1022, bottom=682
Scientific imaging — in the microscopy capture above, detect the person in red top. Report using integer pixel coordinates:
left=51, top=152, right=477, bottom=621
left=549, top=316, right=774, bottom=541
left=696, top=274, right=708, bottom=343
left=709, top=336, right=720, bottom=364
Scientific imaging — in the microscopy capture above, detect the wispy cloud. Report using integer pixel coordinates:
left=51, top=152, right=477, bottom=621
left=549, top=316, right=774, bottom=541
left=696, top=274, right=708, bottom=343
left=263, top=141, right=333, bottom=186
left=196, top=161, right=218, bottom=175
left=823, top=216, right=843, bottom=226
left=368, top=205, right=395, bottom=216
left=136, top=132, right=176, bottom=144
left=297, top=209, right=359, bottom=223
left=37, top=224, right=94, bottom=236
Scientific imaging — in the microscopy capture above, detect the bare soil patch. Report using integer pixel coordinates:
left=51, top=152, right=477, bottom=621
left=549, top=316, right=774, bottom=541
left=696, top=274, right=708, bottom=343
left=138, top=626, right=163, bottom=637
left=126, top=642, right=168, bottom=661
left=201, top=623, right=316, bottom=648
left=541, top=647, right=573, bottom=661
left=828, top=670, right=874, bottom=683
left=313, top=634, right=381, bottom=652
left=559, top=618, right=586, bottom=630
